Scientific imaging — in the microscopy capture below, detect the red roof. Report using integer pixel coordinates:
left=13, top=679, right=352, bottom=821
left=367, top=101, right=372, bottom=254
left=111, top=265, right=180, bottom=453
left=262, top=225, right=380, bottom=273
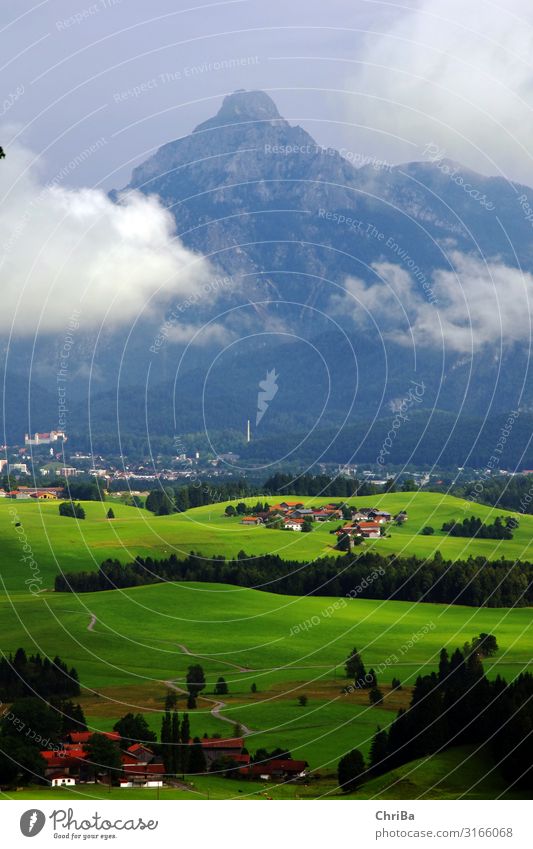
left=69, top=731, right=120, bottom=744
left=127, top=743, right=153, bottom=753
left=124, top=763, right=165, bottom=775
left=356, top=521, right=380, bottom=529
left=196, top=737, right=244, bottom=749
left=267, top=759, right=308, bottom=772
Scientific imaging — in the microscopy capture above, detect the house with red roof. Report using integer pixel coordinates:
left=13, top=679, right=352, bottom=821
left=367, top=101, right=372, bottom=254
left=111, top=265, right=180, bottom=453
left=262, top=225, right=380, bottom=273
left=355, top=521, right=382, bottom=538
left=284, top=518, right=304, bottom=531
left=121, top=763, right=165, bottom=788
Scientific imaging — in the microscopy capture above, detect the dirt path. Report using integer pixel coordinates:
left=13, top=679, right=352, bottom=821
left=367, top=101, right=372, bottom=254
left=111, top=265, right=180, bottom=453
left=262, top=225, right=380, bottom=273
left=175, top=642, right=253, bottom=673
left=163, top=678, right=255, bottom=736
left=87, top=613, right=97, bottom=632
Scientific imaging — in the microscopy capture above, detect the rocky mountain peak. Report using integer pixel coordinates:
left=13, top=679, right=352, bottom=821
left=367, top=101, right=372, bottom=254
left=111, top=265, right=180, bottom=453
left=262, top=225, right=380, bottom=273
left=193, top=89, right=284, bottom=132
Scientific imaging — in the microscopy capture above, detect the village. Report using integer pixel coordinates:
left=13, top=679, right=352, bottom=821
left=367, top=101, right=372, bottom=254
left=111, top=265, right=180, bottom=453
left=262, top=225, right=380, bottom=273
left=40, top=729, right=309, bottom=789
left=237, top=500, right=408, bottom=542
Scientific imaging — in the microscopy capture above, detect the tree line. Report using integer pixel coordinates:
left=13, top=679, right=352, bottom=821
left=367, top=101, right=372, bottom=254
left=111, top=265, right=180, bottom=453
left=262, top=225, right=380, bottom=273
left=442, top=515, right=516, bottom=540
left=452, top=474, right=533, bottom=515
left=338, top=639, right=531, bottom=792
left=0, top=649, right=80, bottom=701
left=55, top=548, right=533, bottom=607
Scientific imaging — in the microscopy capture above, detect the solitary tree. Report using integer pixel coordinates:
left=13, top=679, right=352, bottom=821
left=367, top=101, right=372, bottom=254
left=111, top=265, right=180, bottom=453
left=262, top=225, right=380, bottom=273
left=369, top=687, right=384, bottom=705
left=297, top=694, right=308, bottom=707
left=366, top=668, right=378, bottom=689
left=214, top=677, right=228, bottom=695
left=106, top=507, right=115, bottom=519
left=186, top=664, right=206, bottom=699
left=472, top=633, right=499, bottom=658
left=345, top=647, right=366, bottom=683
left=113, top=712, right=156, bottom=744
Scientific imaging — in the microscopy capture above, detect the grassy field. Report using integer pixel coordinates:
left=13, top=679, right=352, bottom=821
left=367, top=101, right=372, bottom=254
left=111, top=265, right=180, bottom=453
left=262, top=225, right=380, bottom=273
left=0, top=580, right=531, bottom=780
left=0, top=492, right=531, bottom=799
left=1, top=491, right=532, bottom=592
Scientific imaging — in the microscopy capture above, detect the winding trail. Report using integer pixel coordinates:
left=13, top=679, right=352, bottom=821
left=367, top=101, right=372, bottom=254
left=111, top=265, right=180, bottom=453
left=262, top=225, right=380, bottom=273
left=87, top=613, right=97, bottom=632
left=163, top=677, right=255, bottom=736
left=175, top=642, right=253, bottom=673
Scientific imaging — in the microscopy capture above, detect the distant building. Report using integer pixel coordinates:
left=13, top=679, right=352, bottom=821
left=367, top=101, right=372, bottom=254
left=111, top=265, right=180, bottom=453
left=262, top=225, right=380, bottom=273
left=8, top=463, right=28, bottom=475
left=60, top=467, right=79, bottom=477
left=25, top=430, right=66, bottom=446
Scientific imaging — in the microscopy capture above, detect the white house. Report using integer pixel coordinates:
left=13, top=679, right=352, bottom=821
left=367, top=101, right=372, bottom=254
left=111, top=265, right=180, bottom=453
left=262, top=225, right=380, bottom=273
left=51, top=774, right=76, bottom=787
left=284, top=519, right=304, bottom=532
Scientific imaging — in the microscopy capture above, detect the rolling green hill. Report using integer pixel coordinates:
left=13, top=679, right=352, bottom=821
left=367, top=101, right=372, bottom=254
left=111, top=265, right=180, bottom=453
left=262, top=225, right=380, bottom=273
left=1, top=491, right=532, bottom=592
left=1, top=491, right=531, bottom=799
left=0, top=581, right=530, bottom=779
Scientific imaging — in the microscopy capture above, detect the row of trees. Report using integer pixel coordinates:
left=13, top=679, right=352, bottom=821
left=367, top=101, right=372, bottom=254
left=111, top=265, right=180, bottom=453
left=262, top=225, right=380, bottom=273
left=145, top=480, right=254, bottom=515
left=442, top=515, right=516, bottom=540
left=262, top=473, right=410, bottom=497
left=55, top=549, right=533, bottom=607
left=0, top=649, right=80, bottom=701
left=338, top=639, right=530, bottom=793
left=452, top=474, right=533, bottom=515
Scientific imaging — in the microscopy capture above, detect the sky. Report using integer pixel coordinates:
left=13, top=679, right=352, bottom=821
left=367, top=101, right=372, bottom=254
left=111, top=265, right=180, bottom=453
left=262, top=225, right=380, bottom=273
left=2, top=0, right=533, bottom=344
left=4, top=0, right=533, bottom=191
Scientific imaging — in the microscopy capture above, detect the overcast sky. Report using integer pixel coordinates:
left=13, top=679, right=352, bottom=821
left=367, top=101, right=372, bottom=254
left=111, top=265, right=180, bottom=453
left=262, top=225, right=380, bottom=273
left=3, top=0, right=533, bottom=190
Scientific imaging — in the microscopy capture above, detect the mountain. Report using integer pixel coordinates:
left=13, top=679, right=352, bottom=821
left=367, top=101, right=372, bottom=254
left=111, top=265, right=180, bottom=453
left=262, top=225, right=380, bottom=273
left=2, top=91, right=532, bottom=466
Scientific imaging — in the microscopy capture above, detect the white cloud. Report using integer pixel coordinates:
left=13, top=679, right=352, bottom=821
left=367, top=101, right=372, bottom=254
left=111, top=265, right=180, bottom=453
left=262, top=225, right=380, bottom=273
left=166, top=321, right=235, bottom=346
left=0, top=139, right=212, bottom=335
left=334, top=252, right=533, bottom=353
left=347, top=0, right=533, bottom=183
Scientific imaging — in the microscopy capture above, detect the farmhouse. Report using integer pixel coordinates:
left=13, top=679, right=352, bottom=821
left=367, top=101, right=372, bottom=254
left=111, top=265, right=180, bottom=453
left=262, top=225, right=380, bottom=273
left=29, top=489, right=59, bottom=500
left=197, top=736, right=245, bottom=767
left=356, top=521, right=382, bottom=538
left=284, top=518, right=304, bottom=531
left=369, top=510, right=392, bottom=523
left=240, top=516, right=262, bottom=526
left=313, top=510, right=333, bottom=522
left=121, top=763, right=165, bottom=788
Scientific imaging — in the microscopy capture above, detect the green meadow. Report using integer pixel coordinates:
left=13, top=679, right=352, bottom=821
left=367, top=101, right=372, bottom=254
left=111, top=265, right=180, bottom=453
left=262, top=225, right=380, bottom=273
left=1, top=491, right=532, bottom=592
left=0, top=492, right=531, bottom=798
left=0, top=581, right=531, bottom=776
